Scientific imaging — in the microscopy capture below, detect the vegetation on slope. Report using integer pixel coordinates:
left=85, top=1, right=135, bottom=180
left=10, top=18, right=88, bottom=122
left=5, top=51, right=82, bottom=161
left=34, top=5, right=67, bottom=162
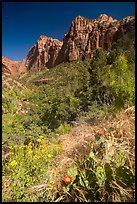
left=2, top=30, right=135, bottom=201
left=53, top=108, right=134, bottom=202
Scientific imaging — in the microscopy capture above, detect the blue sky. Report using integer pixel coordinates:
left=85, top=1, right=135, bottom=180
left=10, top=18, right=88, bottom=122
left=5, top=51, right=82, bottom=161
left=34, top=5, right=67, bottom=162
left=2, top=2, right=135, bottom=61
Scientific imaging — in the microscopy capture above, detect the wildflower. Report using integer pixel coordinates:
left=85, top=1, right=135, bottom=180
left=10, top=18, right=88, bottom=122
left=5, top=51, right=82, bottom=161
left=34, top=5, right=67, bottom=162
left=20, top=145, right=26, bottom=149
left=28, top=150, right=33, bottom=154
left=47, top=154, right=52, bottom=158
left=89, top=152, right=95, bottom=159
left=52, top=169, right=57, bottom=175
left=39, top=135, right=44, bottom=139
left=9, top=146, right=13, bottom=150
left=37, top=138, right=41, bottom=143
left=97, top=129, right=104, bottom=135
left=63, top=175, right=72, bottom=184
left=116, top=132, right=122, bottom=137
left=28, top=142, right=33, bottom=149
left=42, top=144, right=48, bottom=148
left=33, top=155, right=38, bottom=160
left=50, top=180, right=55, bottom=185
left=28, top=142, right=32, bottom=146
left=10, top=160, right=17, bottom=167
left=14, top=145, right=18, bottom=149
left=62, top=186, right=67, bottom=191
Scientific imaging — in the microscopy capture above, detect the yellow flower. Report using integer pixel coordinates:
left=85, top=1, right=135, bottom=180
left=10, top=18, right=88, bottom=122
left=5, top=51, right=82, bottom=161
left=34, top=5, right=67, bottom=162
left=28, top=142, right=33, bottom=150
left=47, top=154, right=52, bottom=158
left=39, top=135, right=44, bottom=139
left=9, top=146, right=13, bottom=150
left=15, top=155, right=18, bottom=159
left=28, top=142, right=32, bottom=146
left=14, top=145, right=18, bottom=149
left=28, top=150, right=33, bottom=154
left=50, top=180, right=55, bottom=185
left=52, top=169, right=57, bottom=175
left=42, top=144, right=48, bottom=148
left=20, top=145, right=26, bottom=149
left=10, top=160, right=17, bottom=166
left=62, top=186, right=67, bottom=191
left=37, top=138, right=41, bottom=143
left=33, top=155, right=38, bottom=160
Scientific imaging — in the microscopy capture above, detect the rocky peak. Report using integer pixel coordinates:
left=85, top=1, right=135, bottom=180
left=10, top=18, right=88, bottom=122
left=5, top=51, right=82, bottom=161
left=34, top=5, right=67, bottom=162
left=73, top=15, right=88, bottom=23
left=70, top=15, right=93, bottom=32
left=38, top=35, right=62, bottom=47
left=120, top=16, right=134, bottom=23
left=2, top=14, right=135, bottom=74
left=25, top=35, right=62, bottom=70
left=56, top=14, right=134, bottom=64
left=2, top=56, right=26, bottom=76
left=97, top=14, right=117, bottom=24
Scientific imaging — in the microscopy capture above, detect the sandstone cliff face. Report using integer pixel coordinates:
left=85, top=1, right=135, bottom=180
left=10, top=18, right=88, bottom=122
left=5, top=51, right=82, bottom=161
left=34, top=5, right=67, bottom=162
left=2, top=14, right=135, bottom=75
left=25, top=36, right=62, bottom=70
left=2, top=56, right=26, bottom=76
left=56, top=14, right=135, bottom=64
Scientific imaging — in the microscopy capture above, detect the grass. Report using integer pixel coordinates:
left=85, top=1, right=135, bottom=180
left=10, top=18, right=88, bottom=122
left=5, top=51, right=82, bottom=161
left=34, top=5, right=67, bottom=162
left=2, top=32, right=135, bottom=201
left=2, top=104, right=135, bottom=202
left=53, top=107, right=135, bottom=202
left=2, top=135, right=63, bottom=202
left=2, top=64, right=135, bottom=201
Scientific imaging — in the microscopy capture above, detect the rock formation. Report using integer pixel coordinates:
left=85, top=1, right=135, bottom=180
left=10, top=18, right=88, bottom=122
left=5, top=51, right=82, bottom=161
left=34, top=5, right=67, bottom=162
left=25, top=35, right=62, bottom=70
left=2, top=56, right=26, bottom=76
left=56, top=14, right=135, bottom=64
left=2, top=14, right=135, bottom=75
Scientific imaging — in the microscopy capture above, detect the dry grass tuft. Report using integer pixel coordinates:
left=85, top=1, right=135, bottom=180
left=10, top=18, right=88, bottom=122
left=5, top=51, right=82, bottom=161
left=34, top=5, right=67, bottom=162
left=53, top=106, right=135, bottom=202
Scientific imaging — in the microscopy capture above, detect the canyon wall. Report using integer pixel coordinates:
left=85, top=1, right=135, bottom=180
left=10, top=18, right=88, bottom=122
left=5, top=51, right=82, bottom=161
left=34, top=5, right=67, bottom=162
left=2, top=14, right=135, bottom=75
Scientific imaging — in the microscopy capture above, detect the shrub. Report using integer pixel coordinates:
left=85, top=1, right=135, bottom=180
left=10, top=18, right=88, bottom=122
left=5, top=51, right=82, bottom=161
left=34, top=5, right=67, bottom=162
left=56, top=126, right=135, bottom=202
left=2, top=136, right=63, bottom=202
left=107, top=54, right=135, bottom=108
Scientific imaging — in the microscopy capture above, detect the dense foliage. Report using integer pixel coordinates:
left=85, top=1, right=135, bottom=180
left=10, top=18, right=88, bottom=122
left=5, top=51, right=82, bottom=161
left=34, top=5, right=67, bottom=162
left=2, top=29, right=135, bottom=201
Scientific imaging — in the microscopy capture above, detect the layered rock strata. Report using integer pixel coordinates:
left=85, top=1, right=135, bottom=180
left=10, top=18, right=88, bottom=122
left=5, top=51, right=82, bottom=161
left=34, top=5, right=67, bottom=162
left=2, top=56, right=26, bottom=76
left=2, top=14, right=135, bottom=74
left=25, top=36, right=63, bottom=70
left=56, top=14, right=135, bottom=64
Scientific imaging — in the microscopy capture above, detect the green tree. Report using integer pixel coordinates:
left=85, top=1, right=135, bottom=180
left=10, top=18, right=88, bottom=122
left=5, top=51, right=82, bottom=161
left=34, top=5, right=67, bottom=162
left=108, top=54, right=135, bottom=108
left=88, top=48, right=111, bottom=105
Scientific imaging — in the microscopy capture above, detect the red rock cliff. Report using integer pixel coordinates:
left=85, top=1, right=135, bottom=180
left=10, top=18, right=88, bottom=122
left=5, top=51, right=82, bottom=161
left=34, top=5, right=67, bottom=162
left=56, top=14, right=135, bottom=64
left=25, top=35, right=62, bottom=70
left=2, top=56, right=26, bottom=76
left=2, top=14, right=135, bottom=74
